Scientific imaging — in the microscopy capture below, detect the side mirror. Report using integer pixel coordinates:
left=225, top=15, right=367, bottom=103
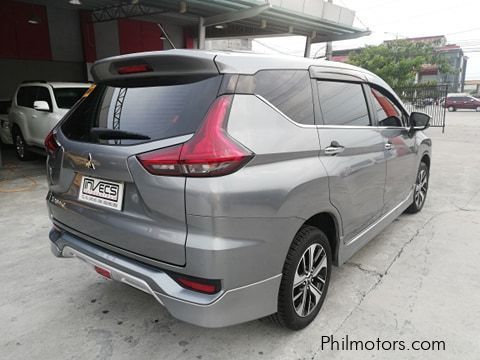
left=33, top=100, right=50, bottom=112
left=409, top=112, right=430, bottom=131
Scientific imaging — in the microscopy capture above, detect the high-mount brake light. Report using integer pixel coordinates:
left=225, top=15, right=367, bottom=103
left=137, top=95, right=254, bottom=177
left=117, top=64, right=153, bottom=74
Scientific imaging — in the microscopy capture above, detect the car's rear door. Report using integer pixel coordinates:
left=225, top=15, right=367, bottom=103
left=47, top=54, right=221, bottom=266
left=312, top=73, right=387, bottom=241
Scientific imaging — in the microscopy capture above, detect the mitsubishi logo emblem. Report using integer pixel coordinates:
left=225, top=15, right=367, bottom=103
left=85, top=153, right=95, bottom=170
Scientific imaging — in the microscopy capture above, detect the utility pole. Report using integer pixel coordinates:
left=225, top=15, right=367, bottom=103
left=325, top=0, right=333, bottom=60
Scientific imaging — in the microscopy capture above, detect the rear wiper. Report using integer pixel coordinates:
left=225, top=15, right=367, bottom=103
left=90, top=128, right=151, bottom=140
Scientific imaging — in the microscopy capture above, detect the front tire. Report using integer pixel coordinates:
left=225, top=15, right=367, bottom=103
left=405, top=162, right=429, bottom=214
left=272, top=225, right=332, bottom=330
left=476, top=106, right=480, bottom=112
left=447, top=106, right=455, bottom=112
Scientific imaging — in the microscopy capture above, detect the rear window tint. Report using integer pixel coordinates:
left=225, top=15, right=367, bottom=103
left=61, top=76, right=222, bottom=145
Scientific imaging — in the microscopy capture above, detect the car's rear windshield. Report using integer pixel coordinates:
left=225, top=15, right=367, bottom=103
left=61, top=76, right=222, bottom=145
left=53, top=88, right=89, bottom=109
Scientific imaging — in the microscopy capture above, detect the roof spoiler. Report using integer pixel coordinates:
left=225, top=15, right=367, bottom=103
left=91, top=50, right=220, bottom=87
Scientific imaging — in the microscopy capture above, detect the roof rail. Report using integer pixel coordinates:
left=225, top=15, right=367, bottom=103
left=21, top=80, right=47, bottom=84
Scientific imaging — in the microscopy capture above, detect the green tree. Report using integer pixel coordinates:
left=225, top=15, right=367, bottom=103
left=346, top=40, right=453, bottom=88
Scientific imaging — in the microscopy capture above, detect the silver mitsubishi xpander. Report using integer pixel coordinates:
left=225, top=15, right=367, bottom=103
left=46, top=50, right=431, bottom=330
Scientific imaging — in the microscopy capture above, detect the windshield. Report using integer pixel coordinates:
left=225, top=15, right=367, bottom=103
left=53, top=88, right=88, bottom=109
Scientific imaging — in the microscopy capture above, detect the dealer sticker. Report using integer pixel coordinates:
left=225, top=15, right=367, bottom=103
left=78, top=176, right=124, bottom=211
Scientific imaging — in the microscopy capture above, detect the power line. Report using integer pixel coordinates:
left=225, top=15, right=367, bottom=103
left=446, top=27, right=480, bottom=36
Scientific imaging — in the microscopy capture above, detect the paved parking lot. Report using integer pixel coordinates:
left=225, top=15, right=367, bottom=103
left=1, top=111, right=480, bottom=360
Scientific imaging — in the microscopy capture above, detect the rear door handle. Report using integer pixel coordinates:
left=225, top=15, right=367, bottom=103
left=324, top=141, right=345, bottom=156
left=385, top=142, right=393, bottom=151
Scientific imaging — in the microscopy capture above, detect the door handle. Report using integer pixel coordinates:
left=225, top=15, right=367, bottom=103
left=384, top=142, right=393, bottom=151
left=324, top=141, right=345, bottom=156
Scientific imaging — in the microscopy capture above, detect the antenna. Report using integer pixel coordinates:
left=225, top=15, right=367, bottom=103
left=157, top=24, right=176, bottom=49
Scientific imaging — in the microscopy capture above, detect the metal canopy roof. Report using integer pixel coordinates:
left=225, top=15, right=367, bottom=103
left=133, top=0, right=371, bottom=42
left=30, top=0, right=369, bottom=43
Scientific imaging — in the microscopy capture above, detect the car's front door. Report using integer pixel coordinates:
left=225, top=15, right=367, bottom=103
left=367, top=86, right=417, bottom=213
left=315, top=79, right=387, bottom=241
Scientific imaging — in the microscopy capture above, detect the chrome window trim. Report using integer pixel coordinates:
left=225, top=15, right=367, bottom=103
left=255, top=94, right=408, bottom=131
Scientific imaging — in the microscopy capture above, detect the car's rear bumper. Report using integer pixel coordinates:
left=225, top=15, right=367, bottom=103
left=49, top=226, right=281, bottom=328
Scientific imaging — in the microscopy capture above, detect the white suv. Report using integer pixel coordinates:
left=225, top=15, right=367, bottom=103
left=9, top=81, right=90, bottom=160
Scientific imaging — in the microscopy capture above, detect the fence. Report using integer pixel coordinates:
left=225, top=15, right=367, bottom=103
left=393, top=84, right=448, bottom=132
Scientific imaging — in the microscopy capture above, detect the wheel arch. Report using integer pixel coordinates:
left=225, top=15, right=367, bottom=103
left=421, top=152, right=431, bottom=169
left=303, top=212, right=341, bottom=266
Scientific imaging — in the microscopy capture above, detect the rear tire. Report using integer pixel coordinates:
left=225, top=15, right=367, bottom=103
left=13, top=128, right=34, bottom=161
left=271, top=225, right=332, bottom=330
left=447, top=106, right=455, bottom=112
left=476, top=106, right=480, bottom=112
left=405, top=162, right=429, bottom=214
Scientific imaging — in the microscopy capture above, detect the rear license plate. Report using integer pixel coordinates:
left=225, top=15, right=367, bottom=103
left=78, top=176, right=124, bottom=211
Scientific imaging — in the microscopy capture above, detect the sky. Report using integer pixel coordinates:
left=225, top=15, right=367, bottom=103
left=253, top=0, right=480, bottom=80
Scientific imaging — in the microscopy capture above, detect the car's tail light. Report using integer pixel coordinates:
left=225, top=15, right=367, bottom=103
left=171, top=274, right=221, bottom=294
left=137, top=95, right=254, bottom=177
left=45, top=130, right=60, bottom=155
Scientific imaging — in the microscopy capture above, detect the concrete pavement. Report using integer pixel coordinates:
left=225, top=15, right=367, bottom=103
left=1, top=111, right=479, bottom=360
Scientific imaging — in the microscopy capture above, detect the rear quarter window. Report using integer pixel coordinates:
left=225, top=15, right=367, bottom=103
left=253, top=70, right=315, bottom=125
left=61, top=76, right=222, bottom=145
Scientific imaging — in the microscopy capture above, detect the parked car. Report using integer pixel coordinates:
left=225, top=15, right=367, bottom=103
left=0, top=99, right=12, bottom=145
left=46, top=50, right=431, bottom=330
left=9, top=81, right=90, bottom=160
left=443, top=94, right=480, bottom=112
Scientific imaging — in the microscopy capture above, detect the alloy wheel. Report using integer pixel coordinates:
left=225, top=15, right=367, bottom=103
left=414, top=168, right=428, bottom=208
left=292, top=243, right=328, bottom=317
left=15, top=135, right=25, bottom=158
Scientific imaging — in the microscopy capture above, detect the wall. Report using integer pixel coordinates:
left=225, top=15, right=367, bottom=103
left=0, top=58, right=86, bottom=99
left=0, top=1, right=87, bottom=99
left=162, top=23, right=184, bottom=50
left=0, top=0, right=51, bottom=60
left=94, top=20, right=120, bottom=60
left=47, top=6, right=83, bottom=62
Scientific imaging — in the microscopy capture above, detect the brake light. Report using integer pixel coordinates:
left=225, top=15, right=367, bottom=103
left=137, top=95, right=254, bottom=177
left=45, top=130, right=60, bottom=155
left=117, top=64, right=152, bottom=74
